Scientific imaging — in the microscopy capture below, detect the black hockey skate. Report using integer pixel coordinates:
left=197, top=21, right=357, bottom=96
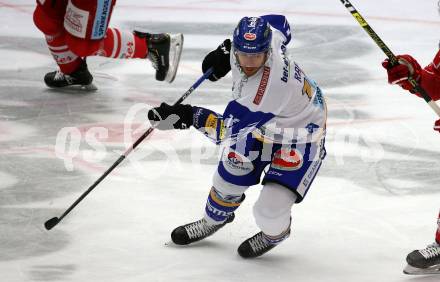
left=134, top=31, right=183, bottom=83
left=44, top=60, right=96, bottom=90
left=404, top=242, right=440, bottom=275
left=171, top=213, right=234, bottom=245
left=237, top=231, right=278, bottom=258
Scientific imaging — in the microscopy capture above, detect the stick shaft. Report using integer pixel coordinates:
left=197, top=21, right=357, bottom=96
left=55, top=69, right=214, bottom=224
left=340, top=0, right=440, bottom=117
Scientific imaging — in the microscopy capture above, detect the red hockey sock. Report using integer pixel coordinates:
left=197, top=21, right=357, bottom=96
left=101, top=28, right=148, bottom=59
left=436, top=210, right=440, bottom=244
left=46, top=32, right=83, bottom=74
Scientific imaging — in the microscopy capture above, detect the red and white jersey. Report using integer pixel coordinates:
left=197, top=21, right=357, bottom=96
left=419, top=50, right=440, bottom=101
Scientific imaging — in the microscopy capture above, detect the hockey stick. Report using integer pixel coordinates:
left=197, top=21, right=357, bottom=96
left=340, top=0, right=440, bottom=117
left=44, top=68, right=214, bottom=231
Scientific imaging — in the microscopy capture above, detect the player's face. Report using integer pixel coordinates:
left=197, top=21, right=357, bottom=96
left=235, top=51, right=267, bottom=77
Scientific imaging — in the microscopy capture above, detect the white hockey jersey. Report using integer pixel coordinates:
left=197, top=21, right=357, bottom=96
left=223, top=24, right=326, bottom=145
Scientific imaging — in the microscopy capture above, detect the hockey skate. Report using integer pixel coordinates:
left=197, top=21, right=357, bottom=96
left=404, top=242, right=440, bottom=275
left=171, top=213, right=234, bottom=245
left=44, top=60, right=96, bottom=90
left=238, top=229, right=290, bottom=258
left=134, top=31, right=184, bottom=83
left=237, top=232, right=277, bottom=258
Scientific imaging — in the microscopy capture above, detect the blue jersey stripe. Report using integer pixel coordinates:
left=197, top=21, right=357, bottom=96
left=91, top=0, right=112, bottom=40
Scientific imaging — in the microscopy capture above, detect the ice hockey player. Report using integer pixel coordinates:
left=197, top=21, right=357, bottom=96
left=383, top=51, right=440, bottom=274
left=33, top=0, right=183, bottom=89
left=148, top=15, right=327, bottom=258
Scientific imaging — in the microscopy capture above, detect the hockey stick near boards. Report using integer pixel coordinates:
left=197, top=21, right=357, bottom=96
left=44, top=68, right=214, bottom=231
left=340, top=0, right=440, bottom=117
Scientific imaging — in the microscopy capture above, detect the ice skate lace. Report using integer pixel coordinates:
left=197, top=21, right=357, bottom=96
left=54, top=70, right=74, bottom=84
left=148, top=52, right=159, bottom=70
left=249, top=232, right=271, bottom=253
left=54, top=70, right=65, bottom=81
left=420, top=243, right=440, bottom=259
left=185, top=219, right=217, bottom=239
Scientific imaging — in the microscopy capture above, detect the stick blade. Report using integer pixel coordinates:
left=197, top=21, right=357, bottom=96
left=44, top=217, right=59, bottom=230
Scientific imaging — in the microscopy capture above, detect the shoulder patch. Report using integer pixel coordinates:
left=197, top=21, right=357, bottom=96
left=253, top=66, right=271, bottom=105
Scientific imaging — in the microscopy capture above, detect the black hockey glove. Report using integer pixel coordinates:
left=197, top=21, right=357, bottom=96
left=202, top=39, right=231, bottom=81
left=148, top=103, right=193, bottom=130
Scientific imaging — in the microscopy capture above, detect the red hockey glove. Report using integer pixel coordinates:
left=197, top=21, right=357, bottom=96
left=382, top=55, right=422, bottom=91
left=434, top=119, right=440, bottom=133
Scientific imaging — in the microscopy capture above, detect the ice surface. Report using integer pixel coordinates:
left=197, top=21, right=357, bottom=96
left=0, top=0, right=439, bottom=281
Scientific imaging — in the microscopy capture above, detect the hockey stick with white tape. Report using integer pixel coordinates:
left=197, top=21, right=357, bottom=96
left=340, top=0, right=440, bottom=117
left=44, top=68, right=214, bottom=231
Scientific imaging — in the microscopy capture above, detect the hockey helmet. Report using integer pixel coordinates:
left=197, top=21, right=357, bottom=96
left=233, top=16, right=272, bottom=54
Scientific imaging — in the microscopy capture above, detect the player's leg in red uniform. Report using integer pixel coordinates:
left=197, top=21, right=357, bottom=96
left=33, top=1, right=85, bottom=76
left=33, top=0, right=183, bottom=89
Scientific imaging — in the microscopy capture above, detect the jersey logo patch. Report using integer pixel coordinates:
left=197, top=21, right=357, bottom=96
left=222, top=150, right=254, bottom=176
left=244, top=33, right=256, bottom=41
left=205, top=113, right=218, bottom=137
left=253, top=66, right=270, bottom=105
left=64, top=1, right=89, bottom=39
left=91, top=0, right=112, bottom=40
left=272, top=149, right=303, bottom=171
left=302, top=78, right=313, bottom=100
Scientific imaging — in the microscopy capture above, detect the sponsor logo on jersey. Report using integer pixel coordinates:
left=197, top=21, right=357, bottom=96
left=267, top=170, right=283, bottom=177
left=222, top=151, right=253, bottom=176
left=204, top=113, right=218, bottom=137
left=301, top=158, right=321, bottom=189
left=206, top=202, right=233, bottom=217
left=281, top=44, right=289, bottom=83
left=122, top=41, right=134, bottom=59
left=64, top=2, right=88, bottom=39
left=272, top=149, right=303, bottom=171
left=253, top=66, right=270, bottom=105
left=293, top=63, right=302, bottom=83
left=302, top=78, right=313, bottom=100
left=205, top=114, right=217, bottom=130
left=92, top=0, right=112, bottom=40
left=244, top=33, right=256, bottom=41
left=193, top=108, right=204, bottom=127
left=313, top=87, right=324, bottom=109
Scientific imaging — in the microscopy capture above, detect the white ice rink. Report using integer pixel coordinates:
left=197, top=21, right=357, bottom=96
left=0, top=0, right=439, bottom=281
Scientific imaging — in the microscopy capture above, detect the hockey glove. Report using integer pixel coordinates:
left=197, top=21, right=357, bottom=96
left=148, top=103, right=193, bottom=130
left=382, top=54, right=422, bottom=92
left=202, top=39, right=231, bottom=81
left=435, top=119, right=440, bottom=133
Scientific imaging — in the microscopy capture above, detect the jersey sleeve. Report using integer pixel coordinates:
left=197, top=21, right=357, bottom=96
left=192, top=101, right=275, bottom=145
left=260, top=14, right=292, bottom=45
left=419, top=50, right=440, bottom=101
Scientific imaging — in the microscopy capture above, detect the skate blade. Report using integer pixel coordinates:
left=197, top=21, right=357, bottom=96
left=80, top=83, right=98, bottom=91
left=165, top=33, right=184, bottom=83
left=48, top=83, right=98, bottom=92
left=403, top=264, right=440, bottom=275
